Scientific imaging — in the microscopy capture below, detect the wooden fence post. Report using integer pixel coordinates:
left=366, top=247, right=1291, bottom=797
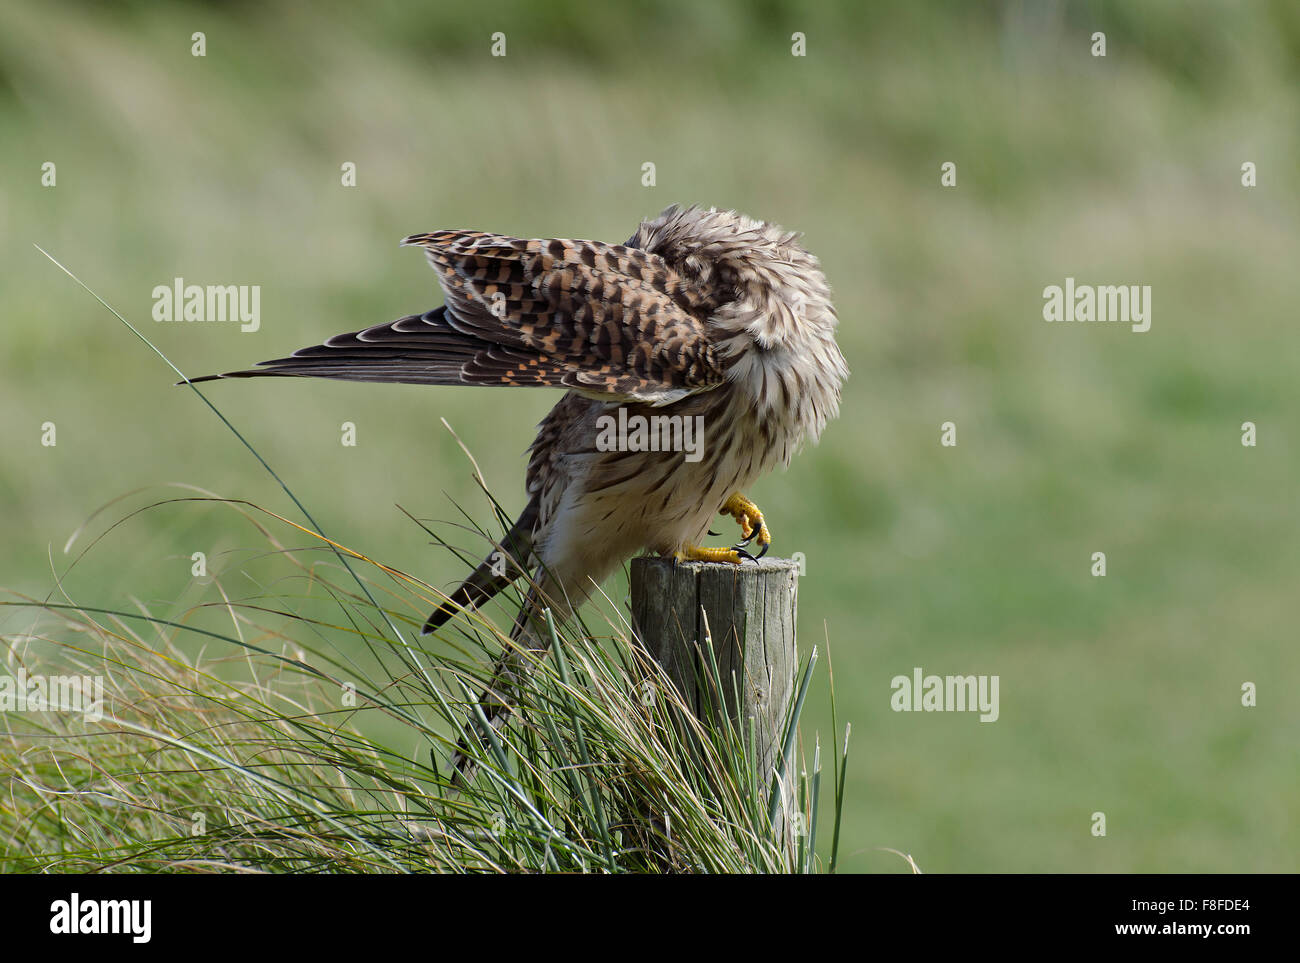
left=629, top=556, right=799, bottom=800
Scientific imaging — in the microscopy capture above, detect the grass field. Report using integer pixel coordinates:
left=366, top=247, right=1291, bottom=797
left=2, top=0, right=1298, bottom=871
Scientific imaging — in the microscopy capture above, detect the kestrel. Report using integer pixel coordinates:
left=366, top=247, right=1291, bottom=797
left=192, top=205, right=848, bottom=777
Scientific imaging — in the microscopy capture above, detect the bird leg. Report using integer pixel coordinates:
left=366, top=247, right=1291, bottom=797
left=719, top=492, right=772, bottom=558
left=675, top=545, right=755, bottom=565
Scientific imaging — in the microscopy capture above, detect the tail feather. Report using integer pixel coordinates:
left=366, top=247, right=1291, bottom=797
left=422, top=502, right=538, bottom=635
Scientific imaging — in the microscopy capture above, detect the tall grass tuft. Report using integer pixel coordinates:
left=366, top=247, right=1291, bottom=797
left=0, top=493, right=846, bottom=872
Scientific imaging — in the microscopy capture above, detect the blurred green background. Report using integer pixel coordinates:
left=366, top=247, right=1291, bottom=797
left=2, top=0, right=1297, bottom=871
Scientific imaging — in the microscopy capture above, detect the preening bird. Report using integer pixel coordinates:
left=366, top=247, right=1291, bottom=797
left=190, top=204, right=848, bottom=781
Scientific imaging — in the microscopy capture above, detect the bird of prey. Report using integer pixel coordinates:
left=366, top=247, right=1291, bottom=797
left=190, top=204, right=848, bottom=778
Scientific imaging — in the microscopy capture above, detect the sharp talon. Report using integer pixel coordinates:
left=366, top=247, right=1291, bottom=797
left=736, top=548, right=757, bottom=563
left=707, top=529, right=720, bottom=537
left=678, top=545, right=749, bottom=564
left=721, top=493, right=772, bottom=559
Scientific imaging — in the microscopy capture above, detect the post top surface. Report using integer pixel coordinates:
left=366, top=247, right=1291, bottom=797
left=631, top=555, right=800, bottom=574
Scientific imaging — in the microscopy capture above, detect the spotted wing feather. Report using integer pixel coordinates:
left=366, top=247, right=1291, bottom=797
left=187, top=232, right=729, bottom=403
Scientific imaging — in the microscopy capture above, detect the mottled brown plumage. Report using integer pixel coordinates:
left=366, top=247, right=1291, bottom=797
left=190, top=205, right=848, bottom=781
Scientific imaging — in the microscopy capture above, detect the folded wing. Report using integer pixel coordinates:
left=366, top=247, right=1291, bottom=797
left=187, top=231, right=728, bottom=405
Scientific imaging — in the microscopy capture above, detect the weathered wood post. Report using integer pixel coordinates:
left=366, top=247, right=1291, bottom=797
left=629, top=556, right=798, bottom=801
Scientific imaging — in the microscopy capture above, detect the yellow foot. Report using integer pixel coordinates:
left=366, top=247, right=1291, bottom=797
left=675, top=545, right=753, bottom=565
left=720, top=492, right=772, bottom=557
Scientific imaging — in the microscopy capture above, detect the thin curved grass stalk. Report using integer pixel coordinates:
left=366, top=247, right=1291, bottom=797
left=33, top=245, right=431, bottom=687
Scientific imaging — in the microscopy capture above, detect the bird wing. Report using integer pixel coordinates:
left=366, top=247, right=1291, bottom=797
left=188, top=231, right=729, bottom=404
